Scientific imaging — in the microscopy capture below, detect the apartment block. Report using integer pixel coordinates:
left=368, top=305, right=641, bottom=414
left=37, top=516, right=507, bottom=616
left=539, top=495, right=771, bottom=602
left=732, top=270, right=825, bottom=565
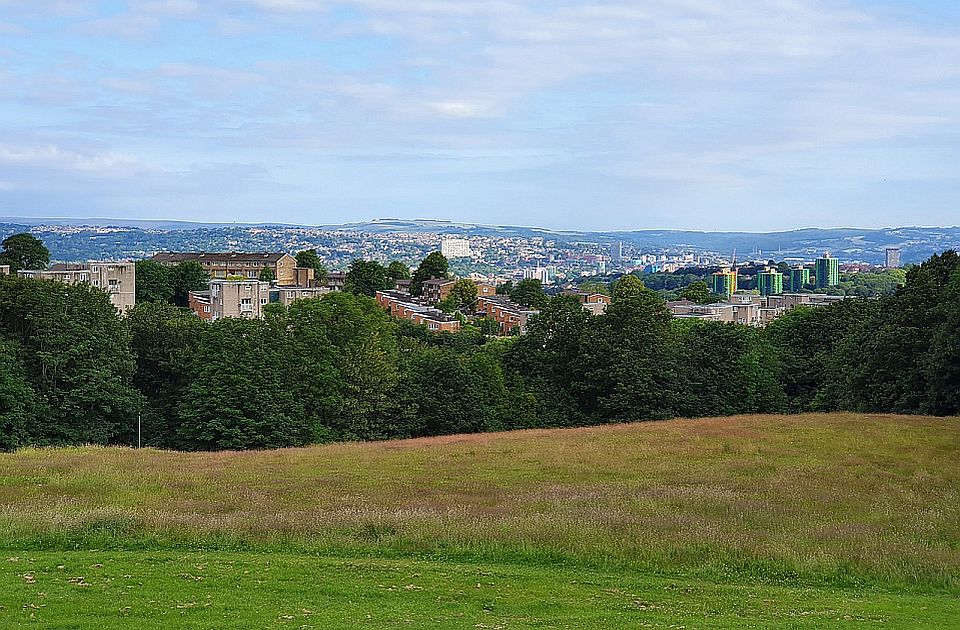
left=18, top=261, right=136, bottom=313
left=375, top=290, right=461, bottom=332
left=757, top=268, right=784, bottom=296
left=0, top=264, right=10, bottom=276
left=475, top=295, right=539, bottom=335
left=440, top=238, right=472, bottom=259
left=814, top=252, right=840, bottom=288
left=152, top=252, right=297, bottom=285
left=190, top=280, right=333, bottom=321
left=711, top=268, right=738, bottom=297
left=421, top=278, right=456, bottom=304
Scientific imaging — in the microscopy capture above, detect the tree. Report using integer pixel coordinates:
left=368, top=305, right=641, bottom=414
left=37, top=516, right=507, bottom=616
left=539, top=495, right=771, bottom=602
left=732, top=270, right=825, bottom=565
left=496, top=280, right=514, bottom=295
left=574, top=276, right=678, bottom=421
left=127, top=302, right=206, bottom=448
left=344, top=259, right=391, bottom=296
left=295, top=249, right=328, bottom=285
left=177, top=318, right=313, bottom=450
left=259, top=266, right=276, bottom=282
left=386, top=261, right=411, bottom=281
left=0, top=233, right=49, bottom=272
left=170, top=261, right=209, bottom=307
left=0, top=276, right=141, bottom=446
left=134, top=260, right=174, bottom=304
left=0, top=339, right=34, bottom=451
left=410, top=251, right=449, bottom=296
left=510, top=279, right=549, bottom=309
left=678, top=280, right=717, bottom=304
left=449, top=279, right=479, bottom=311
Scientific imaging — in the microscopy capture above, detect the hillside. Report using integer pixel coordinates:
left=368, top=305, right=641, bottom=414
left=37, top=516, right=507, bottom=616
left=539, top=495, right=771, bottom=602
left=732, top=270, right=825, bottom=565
left=0, top=413, right=957, bottom=628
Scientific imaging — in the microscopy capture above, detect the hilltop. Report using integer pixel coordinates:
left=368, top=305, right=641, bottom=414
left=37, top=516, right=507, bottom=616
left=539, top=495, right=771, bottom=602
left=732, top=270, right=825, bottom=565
left=0, top=413, right=956, bottom=627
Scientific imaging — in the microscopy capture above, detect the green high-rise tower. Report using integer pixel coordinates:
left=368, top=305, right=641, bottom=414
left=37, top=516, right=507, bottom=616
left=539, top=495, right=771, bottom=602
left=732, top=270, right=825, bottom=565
left=814, top=252, right=839, bottom=288
left=758, top=268, right=783, bottom=296
left=786, top=267, right=810, bottom=292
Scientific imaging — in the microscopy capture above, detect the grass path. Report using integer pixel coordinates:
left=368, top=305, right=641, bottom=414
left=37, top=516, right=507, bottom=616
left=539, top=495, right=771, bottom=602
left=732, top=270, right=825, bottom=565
left=1, top=551, right=957, bottom=629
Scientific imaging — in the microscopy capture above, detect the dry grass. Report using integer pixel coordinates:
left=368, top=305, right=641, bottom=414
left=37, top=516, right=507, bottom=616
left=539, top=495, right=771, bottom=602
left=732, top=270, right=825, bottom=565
left=0, top=413, right=957, bottom=590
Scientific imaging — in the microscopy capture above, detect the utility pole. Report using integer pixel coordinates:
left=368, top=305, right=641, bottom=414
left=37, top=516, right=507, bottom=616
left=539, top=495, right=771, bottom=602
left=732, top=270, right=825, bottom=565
left=137, top=412, right=141, bottom=449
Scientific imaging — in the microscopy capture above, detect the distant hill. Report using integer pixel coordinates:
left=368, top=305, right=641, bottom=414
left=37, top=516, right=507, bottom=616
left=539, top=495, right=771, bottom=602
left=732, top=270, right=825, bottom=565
left=2, top=216, right=958, bottom=264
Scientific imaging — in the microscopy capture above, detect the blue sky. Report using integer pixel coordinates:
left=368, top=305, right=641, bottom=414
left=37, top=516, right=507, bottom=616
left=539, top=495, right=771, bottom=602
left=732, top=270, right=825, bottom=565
left=0, top=0, right=958, bottom=231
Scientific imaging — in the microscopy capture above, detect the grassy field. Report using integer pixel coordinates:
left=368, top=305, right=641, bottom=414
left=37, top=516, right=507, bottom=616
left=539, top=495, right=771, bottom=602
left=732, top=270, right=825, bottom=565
left=0, top=413, right=957, bottom=627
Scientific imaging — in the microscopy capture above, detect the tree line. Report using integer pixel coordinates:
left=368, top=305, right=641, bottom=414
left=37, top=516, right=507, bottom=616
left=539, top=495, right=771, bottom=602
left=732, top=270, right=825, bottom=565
left=0, top=250, right=957, bottom=451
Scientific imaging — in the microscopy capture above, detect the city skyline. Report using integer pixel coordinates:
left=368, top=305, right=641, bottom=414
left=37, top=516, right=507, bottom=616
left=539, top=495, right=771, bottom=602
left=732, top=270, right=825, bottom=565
left=1, top=1, right=959, bottom=231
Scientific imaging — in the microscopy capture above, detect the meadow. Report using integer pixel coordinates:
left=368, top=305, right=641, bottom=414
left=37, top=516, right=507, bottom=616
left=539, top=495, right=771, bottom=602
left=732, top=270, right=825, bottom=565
left=0, top=413, right=956, bottom=628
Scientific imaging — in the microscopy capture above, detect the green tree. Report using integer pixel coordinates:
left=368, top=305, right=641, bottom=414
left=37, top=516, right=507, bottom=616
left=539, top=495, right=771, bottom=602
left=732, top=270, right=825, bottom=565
left=0, top=338, right=35, bottom=451
left=510, top=279, right=549, bottom=309
left=259, top=266, right=276, bottom=282
left=280, top=292, right=401, bottom=440
left=134, top=260, right=174, bottom=303
left=678, top=280, right=717, bottom=304
left=0, top=276, right=141, bottom=446
left=505, top=295, right=591, bottom=426
left=0, top=233, right=50, bottom=272
left=344, top=259, right=391, bottom=296
left=386, top=261, right=411, bottom=281
left=574, top=276, right=677, bottom=421
left=127, top=302, right=206, bottom=448
left=170, top=261, right=209, bottom=307
left=177, top=318, right=313, bottom=450
left=295, top=249, right=328, bottom=285
left=449, top=279, right=479, bottom=311
left=410, top=251, right=449, bottom=296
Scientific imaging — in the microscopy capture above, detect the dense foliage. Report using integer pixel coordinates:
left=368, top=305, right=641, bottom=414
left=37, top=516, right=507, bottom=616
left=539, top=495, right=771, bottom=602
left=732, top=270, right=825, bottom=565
left=0, top=251, right=957, bottom=451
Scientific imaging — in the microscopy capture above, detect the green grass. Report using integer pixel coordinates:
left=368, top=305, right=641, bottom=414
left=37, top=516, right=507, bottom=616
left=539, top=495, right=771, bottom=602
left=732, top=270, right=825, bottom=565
left=2, top=551, right=956, bottom=629
left=0, top=413, right=957, bottom=627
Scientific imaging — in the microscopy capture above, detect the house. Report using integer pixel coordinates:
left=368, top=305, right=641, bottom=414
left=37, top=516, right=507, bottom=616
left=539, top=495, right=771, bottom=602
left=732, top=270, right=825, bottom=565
left=0, top=264, right=10, bottom=276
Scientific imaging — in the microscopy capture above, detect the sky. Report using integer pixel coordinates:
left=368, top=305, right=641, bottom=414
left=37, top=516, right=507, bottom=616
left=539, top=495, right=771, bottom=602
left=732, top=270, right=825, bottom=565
left=0, top=1, right=958, bottom=231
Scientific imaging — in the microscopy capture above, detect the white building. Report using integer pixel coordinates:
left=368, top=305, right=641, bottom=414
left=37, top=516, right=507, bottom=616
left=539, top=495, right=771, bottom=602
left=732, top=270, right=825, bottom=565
left=523, top=267, right=550, bottom=283
left=18, top=261, right=136, bottom=314
left=440, top=238, right=472, bottom=259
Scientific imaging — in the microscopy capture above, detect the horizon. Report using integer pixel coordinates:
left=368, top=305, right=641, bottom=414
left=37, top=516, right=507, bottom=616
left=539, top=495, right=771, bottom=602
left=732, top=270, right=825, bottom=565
left=2, top=215, right=959, bottom=235
left=1, top=2, right=959, bottom=231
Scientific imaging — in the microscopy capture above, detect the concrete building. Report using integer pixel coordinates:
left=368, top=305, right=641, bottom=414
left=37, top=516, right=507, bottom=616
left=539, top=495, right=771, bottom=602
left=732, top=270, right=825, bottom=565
left=326, top=272, right=347, bottom=291
left=271, top=285, right=333, bottom=307
left=206, top=279, right=271, bottom=320
left=440, top=238, right=472, bottom=259
left=814, top=252, right=840, bottom=289
left=151, top=252, right=298, bottom=285
left=0, top=264, right=10, bottom=276
left=523, top=267, right=550, bottom=283
left=422, top=278, right=456, bottom=304
left=375, top=290, right=461, bottom=332
left=757, top=268, right=784, bottom=296
left=609, top=241, right=623, bottom=263
left=561, top=289, right=612, bottom=315
left=18, top=261, right=136, bottom=314
left=885, top=247, right=902, bottom=269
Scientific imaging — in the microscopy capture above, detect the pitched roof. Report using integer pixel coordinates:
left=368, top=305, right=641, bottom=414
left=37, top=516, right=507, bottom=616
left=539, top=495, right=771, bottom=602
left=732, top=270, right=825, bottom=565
left=151, top=252, right=288, bottom=263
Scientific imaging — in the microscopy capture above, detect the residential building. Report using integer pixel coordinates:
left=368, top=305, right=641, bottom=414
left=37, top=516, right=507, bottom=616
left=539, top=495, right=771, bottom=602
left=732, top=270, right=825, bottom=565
left=151, top=252, right=297, bottom=285
left=375, top=290, right=461, bottom=332
left=523, top=267, right=550, bottom=283
left=475, top=295, right=539, bottom=335
left=18, top=261, right=136, bottom=313
left=711, top=268, right=738, bottom=298
left=326, top=272, right=347, bottom=291
left=0, top=264, right=10, bottom=276
left=422, top=278, right=456, bottom=304
left=440, top=238, right=472, bottom=259
left=271, top=285, right=333, bottom=307
left=561, top=289, right=612, bottom=315
left=609, top=241, right=623, bottom=263
left=885, top=247, right=902, bottom=269
left=476, top=282, right=497, bottom=298
left=757, top=268, right=784, bottom=296
left=785, top=267, right=810, bottom=292
left=204, top=279, right=271, bottom=320
left=814, top=252, right=839, bottom=288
